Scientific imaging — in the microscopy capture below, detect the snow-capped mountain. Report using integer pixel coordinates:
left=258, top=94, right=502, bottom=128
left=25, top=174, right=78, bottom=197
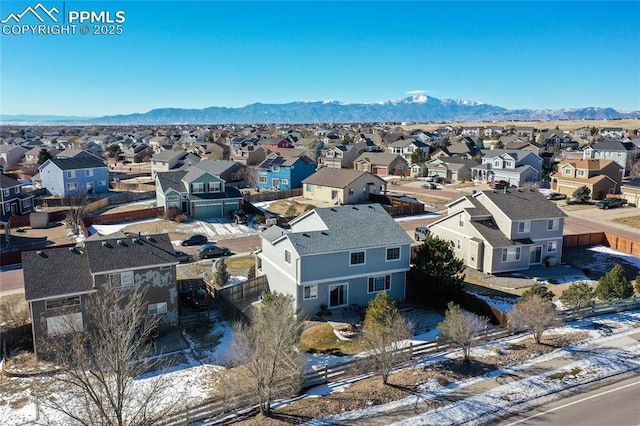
left=2, top=96, right=638, bottom=125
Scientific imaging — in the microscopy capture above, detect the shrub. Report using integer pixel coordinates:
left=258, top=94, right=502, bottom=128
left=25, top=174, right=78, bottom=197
left=164, top=207, right=181, bottom=221
left=596, top=265, right=634, bottom=300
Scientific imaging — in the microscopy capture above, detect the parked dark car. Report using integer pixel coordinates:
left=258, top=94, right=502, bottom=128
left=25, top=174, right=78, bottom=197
left=229, top=209, right=249, bottom=224
left=197, top=243, right=231, bottom=259
left=595, top=197, right=627, bottom=209
left=545, top=192, right=567, bottom=200
left=433, top=176, right=443, bottom=183
left=489, top=180, right=509, bottom=189
left=174, top=251, right=192, bottom=263
left=421, top=183, right=436, bottom=190
left=181, top=234, right=208, bottom=246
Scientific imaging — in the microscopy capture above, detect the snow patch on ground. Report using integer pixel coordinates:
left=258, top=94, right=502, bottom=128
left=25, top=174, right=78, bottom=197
left=88, top=218, right=161, bottom=235
left=469, top=292, right=517, bottom=313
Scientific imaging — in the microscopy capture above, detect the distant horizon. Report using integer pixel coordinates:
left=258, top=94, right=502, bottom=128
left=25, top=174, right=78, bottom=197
left=2, top=94, right=639, bottom=119
left=2, top=1, right=638, bottom=116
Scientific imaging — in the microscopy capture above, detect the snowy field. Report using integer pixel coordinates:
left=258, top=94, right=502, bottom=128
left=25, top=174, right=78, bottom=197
left=4, top=309, right=639, bottom=425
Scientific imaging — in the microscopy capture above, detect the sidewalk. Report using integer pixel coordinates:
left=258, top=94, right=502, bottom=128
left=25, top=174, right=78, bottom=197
left=323, top=324, right=640, bottom=426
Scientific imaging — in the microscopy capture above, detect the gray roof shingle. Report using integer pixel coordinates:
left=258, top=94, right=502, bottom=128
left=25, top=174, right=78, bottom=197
left=477, top=189, right=567, bottom=220
left=302, top=168, right=384, bottom=189
left=283, top=204, right=413, bottom=255
left=46, top=157, right=106, bottom=170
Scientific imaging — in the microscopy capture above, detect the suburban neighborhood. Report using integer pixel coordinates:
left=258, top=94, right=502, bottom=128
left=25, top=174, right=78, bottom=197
left=1, top=119, right=640, bottom=425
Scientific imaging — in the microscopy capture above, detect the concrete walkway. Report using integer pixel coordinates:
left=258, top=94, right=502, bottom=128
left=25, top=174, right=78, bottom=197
left=337, top=328, right=640, bottom=426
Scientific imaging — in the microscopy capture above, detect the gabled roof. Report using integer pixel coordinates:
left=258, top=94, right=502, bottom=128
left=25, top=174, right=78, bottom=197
left=83, top=233, right=177, bottom=274
left=152, top=150, right=189, bottom=162
left=259, top=154, right=315, bottom=169
left=281, top=204, right=413, bottom=255
left=23, top=247, right=93, bottom=301
left=558, top=158, right=616, bottom=170
left=589, top=140, right=630, bottom=152
left=354, top=152, right=405, bottom=166
left=0, top=174, right=22, bottom=189
left=477, top=189, right=567, bottom=220
left=302, top=168, right=385, bottom=189
left=156, top=170, right=187, bottom=193
left=191, top=160, right=239, bottom=176
left=43, top=157, right=106, bottom=171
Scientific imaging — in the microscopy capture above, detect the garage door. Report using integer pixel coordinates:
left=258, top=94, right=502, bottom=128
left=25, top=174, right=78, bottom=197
left=224, top=201, right=239, bottom=216
left=194, top=203, right=223, bottom=219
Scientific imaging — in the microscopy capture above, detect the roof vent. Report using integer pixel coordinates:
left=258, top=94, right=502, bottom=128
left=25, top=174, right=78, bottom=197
left=302, top=233, right=310, bottom=237
left=36, top=250, right=44, bottom=257
left=146, top=235, right=154, bottom=241
left=368, top=205, right=374, bottom=209
left=330, top=208, right=337, bottom=212
left=352, top=206, right=358, bottom=210
left=101, top=241, right=111, bottom=248
left=117, top=239, right=127, bottom=246
left=321, top=231, right=329, bottom=236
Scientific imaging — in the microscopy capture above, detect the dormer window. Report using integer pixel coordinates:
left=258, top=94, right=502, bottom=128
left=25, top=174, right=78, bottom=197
left=192, top=182, right=204, bottom=193
left=577, top=169, right=586, bottom=177
left=564, top=168, right=572, bottom=175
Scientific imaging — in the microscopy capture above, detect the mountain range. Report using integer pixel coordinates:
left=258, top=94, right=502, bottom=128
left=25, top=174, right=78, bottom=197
left=2, top=95, right=639, bottom=125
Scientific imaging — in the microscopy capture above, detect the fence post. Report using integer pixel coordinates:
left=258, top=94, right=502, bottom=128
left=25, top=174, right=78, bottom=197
left=409, top=342, right=413, bottom=359
left=435, top=336, right=439, bottom=351
left=484, top=324, right=488, bottom=340
left=324, top=364, right=328, bottom=381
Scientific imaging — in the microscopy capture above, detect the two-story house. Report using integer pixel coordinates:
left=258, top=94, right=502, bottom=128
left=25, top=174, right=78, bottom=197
left=256, top=154, right=316, bottom=191
left=0, top=144, right=28, bottom=168
left=1, top=174, right=33, bottom=218
left=155, top=161, right=244, bottom=219
left=388, top=138, right=431, bottom=177
left=151, top=151, right=201, bottom=177
left=582, top=140, right=637, bottom=176
left=255, top=204, right=413, bottom=317
left=302, top=168, right=387, bottom=205
left=317, top=145, right=359, bottom=169
left=23, top=232, right=179, bottom=359
left=472, top=149, right=542, bottom=187
left=353, top=152, right=408, bottom=177
left=428, top=190, right=566, bottom=274
left=551, top=159, right=623, bottom=200
left=39, top=157, right=109, bottom=196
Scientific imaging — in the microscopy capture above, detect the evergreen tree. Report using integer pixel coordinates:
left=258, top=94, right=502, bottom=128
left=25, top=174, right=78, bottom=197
left=37, top=148, right=52, bottom=165
left=409, top=231, right=465, bottom=306
left=560, top=281, right=595, bottom=309
left=572, top=186, right=591, bottom=203
left=214, top=259, right=230, bottom=287
left=410, top=148, right=429, bottom=166
left=519, top=283, right=554, bottom=303
left=595, top=265, right=634, bottom=300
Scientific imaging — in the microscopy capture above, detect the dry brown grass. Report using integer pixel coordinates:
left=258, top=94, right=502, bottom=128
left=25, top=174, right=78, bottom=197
left=264, top=200, right=311, bottom=216
left=402, top=119, right=640, bottom=132
left=613, top=215, right=640, bottom=229
left=233, top=331, right=589, bottom=424
left=299, top=322, right=364, bottom=356
left=225, top=255, right=255, bottom=271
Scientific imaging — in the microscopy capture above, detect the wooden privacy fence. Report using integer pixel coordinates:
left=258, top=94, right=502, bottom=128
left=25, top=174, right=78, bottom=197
left=243, top=188, right=302, bottom=203
left=83, top=207, right=164, bottom=226
left=160, top=296, right=640, bottom=425
left=369, top=194, right=425, bottom=216
left=563, top=232, right=640, bottom=257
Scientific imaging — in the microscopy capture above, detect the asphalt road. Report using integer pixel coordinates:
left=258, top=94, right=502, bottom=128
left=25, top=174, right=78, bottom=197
left=495, top=375, right=640, bottom=426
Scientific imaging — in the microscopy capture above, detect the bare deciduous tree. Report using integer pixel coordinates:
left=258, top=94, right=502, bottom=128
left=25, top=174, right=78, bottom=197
left=437, top=302, right=488, bottom=363
left=230, top=292, right=304, bottom=416
left=65, top=191, right=88, bottom=236
left=40, top=286, right=182, bottom=426
left=361, top=292, right=413, bottom=385
left=508, top=294, right=564, bottom=344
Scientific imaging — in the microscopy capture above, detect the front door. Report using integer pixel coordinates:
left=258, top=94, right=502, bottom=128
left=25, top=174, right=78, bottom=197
left=272, top=178, right=280, bottom=189
left=529, top=246, right=542, bottom=264
left=86, top=182, right=94, bottom=194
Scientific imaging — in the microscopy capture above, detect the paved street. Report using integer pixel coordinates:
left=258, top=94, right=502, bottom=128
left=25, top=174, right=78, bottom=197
left=496, top=375, right=640, bottom=426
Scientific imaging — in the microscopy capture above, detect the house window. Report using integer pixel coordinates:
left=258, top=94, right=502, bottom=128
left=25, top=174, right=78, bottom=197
left=493, top=160, right=501, bottom=168
left=458, top=214, right=465, bottom=227
left=258, top=176, right=267, bottom=184
left=284, top=249, right=291, bottom=264
left=306, top=184, right=314, bottom=193
left=547, top=219, right=559, bottom=231
left=518, top=221, right=530, bottom=233
left=577, top=169, right=586, bottom=177
left=66, top=182, right=77, bottom=191
left=350, top=251, right=365, bottom=265
left=348, top=188, right=354, bottom=195
left=272, top=165, right=280, bottom=172
left=47, top=312, right=83, bottom=336
left=209, top=182, right=221, bottom=192
left=46, top=296, right=81, bottom=310
left=192, top=182, right=205, bottom=193
left=256, top=257, right=262, bottom=271
left=281, top=179, right=289, bottom=185
left=368, top=275, right=391, bottom=293
left=303, top=284, right=317, bottom=300
left=148, top=302, right=167, bottom=315
left=328, top=283, right=348, bottom=308
left=386, top=247, right=400, bottom=261
left=85, top=169, right=93, bottom=177
left=2, top=189, right=9, bottom=198
left=230, top=173, right=238, bottom=181
left=457, top=239, right=461, bottom=250
left=331, top=190, right=339, bottom=200
left=563, top=168, right=572, bottom=175
left=505, top=161, right=514, bottom=168
left=547, top=241, right=558, bottom=253
left=66, top=170, right=75, bottom=178
left=98, top=180, right=106, bottom=186
left=109, top=271, right=134, bottom=288
left=501, top=247, right=521, bottom=262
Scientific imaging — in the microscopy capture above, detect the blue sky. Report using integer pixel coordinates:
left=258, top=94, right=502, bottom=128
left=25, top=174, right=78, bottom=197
left=1, top=1, right=639, bottom=116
